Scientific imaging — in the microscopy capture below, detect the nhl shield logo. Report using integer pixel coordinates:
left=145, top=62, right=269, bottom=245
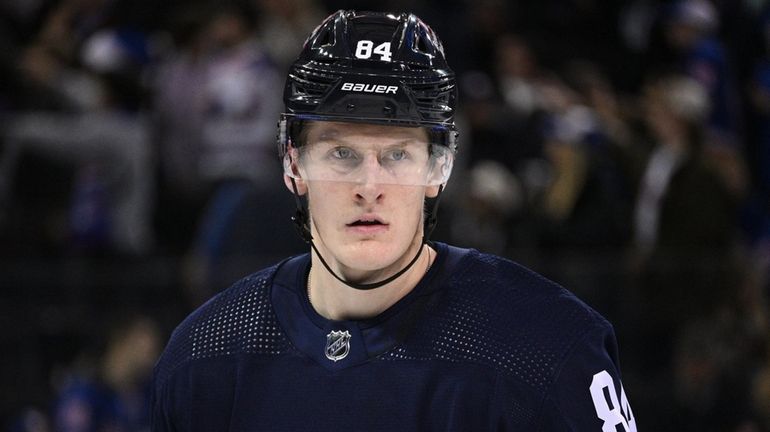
left=324, top=330, right=351, bottom=362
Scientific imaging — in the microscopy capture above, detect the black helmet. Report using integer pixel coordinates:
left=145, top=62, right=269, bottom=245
left=278, top=10, right=458, bottom=156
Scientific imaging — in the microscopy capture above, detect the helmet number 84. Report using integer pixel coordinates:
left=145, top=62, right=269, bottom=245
left=355, top=40, right=392, bottom=61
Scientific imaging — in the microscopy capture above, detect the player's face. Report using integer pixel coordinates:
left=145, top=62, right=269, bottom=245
left=284, top=121, right=440, bottom=276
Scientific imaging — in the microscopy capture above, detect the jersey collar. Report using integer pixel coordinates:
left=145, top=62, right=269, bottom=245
left=271, top=242, right=453, bottom=370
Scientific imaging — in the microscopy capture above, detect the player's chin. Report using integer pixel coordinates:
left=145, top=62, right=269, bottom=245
left=341, top=238, right=412, bottom=270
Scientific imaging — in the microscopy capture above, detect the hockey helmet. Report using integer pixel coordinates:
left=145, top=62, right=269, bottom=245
left=278, top=10, right=458, bottom=186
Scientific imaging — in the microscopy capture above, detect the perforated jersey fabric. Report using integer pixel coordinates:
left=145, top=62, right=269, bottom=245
left=151, top=242, right=635, bottom=431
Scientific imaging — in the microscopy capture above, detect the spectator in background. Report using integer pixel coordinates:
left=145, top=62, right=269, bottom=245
left=15, top=0, right=112, bottom=111
left=52, top=316, right=161, bottom=432
left=150, top=4, right=214, bottom=253
left=446, top=159, right=524, bottom=256
left=455, top=34, right=543, bottom=173
left=153, top=1, right=280, bottom=210
left=491, top=34, right=546, bottom=169
left=632, top=72, right=736, bottom=275
left=535, top=65, right=633, bottom=252
left=627, top=72, right=741, bottom=427
left=152, top=1, right=302, bottom=303
left=663, top=0, right=742, bottom=147
left=517, top=65, right=634, bottom=318
left=0, top=0, right=155, bottom=255
left=193, top=2, right=281, bottom=185
left=447, top=35, right=548, bottom=252
left=255, top=0, right=325, bottom=73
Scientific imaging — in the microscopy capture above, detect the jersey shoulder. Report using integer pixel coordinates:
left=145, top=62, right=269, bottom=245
left=391, top=248, right=613, bottom=392
left=451, top=248, right=611, bottom=334
left=153, top=264, right=292, bottom=389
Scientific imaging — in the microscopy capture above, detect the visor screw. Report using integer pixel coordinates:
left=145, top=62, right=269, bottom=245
left=346, top=103, right=356, bottom=112
left=383, top=106, right=393, bottom=116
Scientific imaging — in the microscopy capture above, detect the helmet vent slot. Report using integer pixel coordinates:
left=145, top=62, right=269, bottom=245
left=415, top=33, right=430, bottom=54
left=315, top=27, right=334, bottom=47
left=351, top=19, right=398, bottom=42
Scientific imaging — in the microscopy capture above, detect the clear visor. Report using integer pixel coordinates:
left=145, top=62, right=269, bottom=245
left=281, top=119, right=455, bottom=187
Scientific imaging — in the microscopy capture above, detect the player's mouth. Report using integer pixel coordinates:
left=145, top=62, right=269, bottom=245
left=346, top=215, right=389, bottom=234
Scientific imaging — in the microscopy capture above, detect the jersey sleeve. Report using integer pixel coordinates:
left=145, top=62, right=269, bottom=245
left=538, top=323, right=637, bottom=431
left=150, top=320, right=192, bottom=432
left=150, top=376, right=173, bottom=431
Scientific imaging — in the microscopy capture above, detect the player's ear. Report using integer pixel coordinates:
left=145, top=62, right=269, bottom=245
left=282, top=148, right=308, bottom=195
left=425, top=184, right=441, bottom=198
left=283, top=174, right=307, bottom=195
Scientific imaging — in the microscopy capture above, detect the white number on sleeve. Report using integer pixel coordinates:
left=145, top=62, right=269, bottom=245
left=354, top=40, right=392, bottom=61
left=589, top=370, right=636, bottom=432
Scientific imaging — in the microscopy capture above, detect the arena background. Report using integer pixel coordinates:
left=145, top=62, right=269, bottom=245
left=1, top=0, right=770, bottom=430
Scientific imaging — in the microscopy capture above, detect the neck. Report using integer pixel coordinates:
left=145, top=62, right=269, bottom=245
left=307, top=242, right=435, bottom=321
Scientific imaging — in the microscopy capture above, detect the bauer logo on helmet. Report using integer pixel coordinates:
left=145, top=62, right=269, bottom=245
left=340, top=83, right=399, bottom=94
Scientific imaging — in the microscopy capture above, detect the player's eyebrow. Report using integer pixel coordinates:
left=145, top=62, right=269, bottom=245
left=315, top=128, right=340, bottom=141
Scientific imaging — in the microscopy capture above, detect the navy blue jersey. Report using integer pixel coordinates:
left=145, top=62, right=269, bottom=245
left=152, top=243, right=636, bottom=431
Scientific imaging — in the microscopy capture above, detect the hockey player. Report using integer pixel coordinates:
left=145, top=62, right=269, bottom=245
left=152, top=10, right=636, bottom=431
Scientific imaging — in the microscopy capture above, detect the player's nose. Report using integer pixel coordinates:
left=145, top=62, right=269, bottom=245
left=354, top=155, right=385, bottom=203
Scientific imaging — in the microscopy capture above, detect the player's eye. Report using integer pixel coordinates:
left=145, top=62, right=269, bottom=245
left=384, top=149, right=407, bottom=161
left=331, top=147, right=356, bottom=160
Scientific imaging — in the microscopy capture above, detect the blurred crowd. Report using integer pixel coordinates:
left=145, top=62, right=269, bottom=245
left=2, top=0, right=770, bottom=430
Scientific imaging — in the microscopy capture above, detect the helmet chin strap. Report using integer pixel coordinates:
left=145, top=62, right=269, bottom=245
left=289, top=177, right=444, bottom=290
